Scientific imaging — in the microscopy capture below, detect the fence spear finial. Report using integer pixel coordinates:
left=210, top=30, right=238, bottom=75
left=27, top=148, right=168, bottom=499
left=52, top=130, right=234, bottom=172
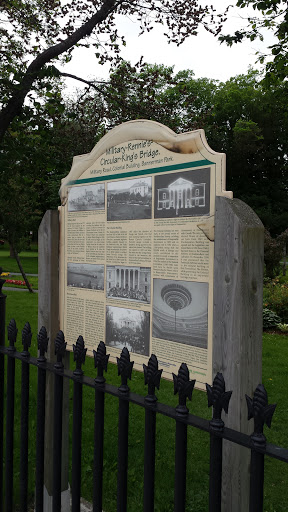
left=206, top=372, right=232, bottom=431
left=93, top=341, right=109, bottom=384
left=246, top=383, right=276, bottom=447
left=54, top=330, right=67, bottom=369
left=37, top=326, right=49, bottom=362
left=22, top=322, right=32, bottom=356
left=73, top=335, right=87, bottom=376
left=173, top=363, right=195, bottom=416
left=143, top=354, right=162, bottom=403
left=7, top=318, right=17, bottom=351
left=117, top=347, right=134, bottom=394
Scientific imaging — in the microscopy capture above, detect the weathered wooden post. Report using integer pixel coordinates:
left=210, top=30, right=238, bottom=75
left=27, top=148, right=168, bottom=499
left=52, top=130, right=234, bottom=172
left=213, top=197, right=264, bottom=512
left=38, top=210, right=70, bottom=511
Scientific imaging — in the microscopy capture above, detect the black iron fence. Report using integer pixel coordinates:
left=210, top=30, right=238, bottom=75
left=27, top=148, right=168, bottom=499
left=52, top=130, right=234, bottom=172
left=0, top=303, right=288, bottom=511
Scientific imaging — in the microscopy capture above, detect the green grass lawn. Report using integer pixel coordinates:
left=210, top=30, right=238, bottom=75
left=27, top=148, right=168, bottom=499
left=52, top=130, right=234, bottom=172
left=0, top=243, right=38, bottom=274
left=2, top=290, right=288, bottom=511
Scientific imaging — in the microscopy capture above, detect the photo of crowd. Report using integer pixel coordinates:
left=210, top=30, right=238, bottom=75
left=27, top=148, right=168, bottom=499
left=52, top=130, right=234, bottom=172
left=107, top=287, right=148, bottom=302
left=106, top=306, right=150, bottom=356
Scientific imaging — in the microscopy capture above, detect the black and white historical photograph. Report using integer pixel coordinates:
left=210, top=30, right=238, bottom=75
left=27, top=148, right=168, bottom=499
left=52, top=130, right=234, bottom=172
left=106, top=306, right=150, bottom=356
left=152, top=279, right=208, bottom=349
left=106, top=266, right=151, bottom=303
left=154, top=168, right=210, bottom=218
left=68, top=184, right=105, bottom=212
left=107, top=177, right=152, bottom=221
left=67, top=263, right=104, bottom=290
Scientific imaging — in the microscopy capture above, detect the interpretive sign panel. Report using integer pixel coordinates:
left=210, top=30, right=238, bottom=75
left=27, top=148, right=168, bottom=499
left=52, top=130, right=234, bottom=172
left=59, top=120, right=232, bottom=388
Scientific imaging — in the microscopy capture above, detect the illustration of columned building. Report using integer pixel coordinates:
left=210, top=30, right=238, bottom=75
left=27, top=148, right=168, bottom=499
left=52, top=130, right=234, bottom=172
left=157, top=177, right=205, bottom=215
left=106, top=266, right=151, bottom=301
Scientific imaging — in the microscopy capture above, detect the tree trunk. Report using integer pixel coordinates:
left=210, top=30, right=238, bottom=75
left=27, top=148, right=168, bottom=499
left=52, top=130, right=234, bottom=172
left=11, top=243, right=34, bottom=293
left=9, top=245, right=15, bottom=258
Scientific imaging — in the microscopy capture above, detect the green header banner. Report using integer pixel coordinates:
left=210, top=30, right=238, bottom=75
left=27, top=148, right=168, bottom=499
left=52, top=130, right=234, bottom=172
left=68, top=159, right=214, bottom=186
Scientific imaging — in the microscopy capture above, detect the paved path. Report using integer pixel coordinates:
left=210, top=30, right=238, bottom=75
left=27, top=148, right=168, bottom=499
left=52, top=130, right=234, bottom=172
left=3, top=287, right=38, bottom=293
left=8, top=272, right=38, bottom=277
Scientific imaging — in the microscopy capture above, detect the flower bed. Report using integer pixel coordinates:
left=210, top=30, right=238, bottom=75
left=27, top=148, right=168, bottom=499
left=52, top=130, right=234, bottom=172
left=6, top=279, right=27, bottom=286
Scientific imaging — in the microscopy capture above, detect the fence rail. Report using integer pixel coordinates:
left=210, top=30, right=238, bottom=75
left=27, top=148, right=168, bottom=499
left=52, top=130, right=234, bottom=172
left=0, top=315, right=287, bottom=511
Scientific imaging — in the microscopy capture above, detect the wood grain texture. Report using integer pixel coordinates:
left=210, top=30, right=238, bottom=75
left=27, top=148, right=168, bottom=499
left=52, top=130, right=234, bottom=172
left=38, top=210, right=70, bottom=501
left=213, top=197, right=264, bottom=512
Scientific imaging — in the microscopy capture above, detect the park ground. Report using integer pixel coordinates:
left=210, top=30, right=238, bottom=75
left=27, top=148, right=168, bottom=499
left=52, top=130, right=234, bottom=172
left=1, top=243, right=288, bottom=511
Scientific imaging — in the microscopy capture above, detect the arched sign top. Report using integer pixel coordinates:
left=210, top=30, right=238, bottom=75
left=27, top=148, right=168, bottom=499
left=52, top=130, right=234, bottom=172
left=60, top=120, right=232, bottom=203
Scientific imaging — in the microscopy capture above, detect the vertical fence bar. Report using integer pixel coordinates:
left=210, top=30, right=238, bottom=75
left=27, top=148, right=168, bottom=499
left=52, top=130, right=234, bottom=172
left=0, top=271, right=6, bottom=511
left=20, top=323, right=32, bottom=512
left=246, top=384, right=276, bottom=512
left=143, top=355, right=162, bottom=512
left=207, top=373, right=232, bottom=512
left=72, top=336, right=86, bottom=512
left=35, top=364, right=46, bottom=511
left=53, top=331, right=66, bottom=512
left=174, top=420, right=187, bottom=512
left=93, top=342, right=109, bottom=512
left=94, top=386, right=105, bottom=512
left=209, top=434, right=223, bottom=512
left=143, top=408, right=156, bottom=512
left=53, top=374, right=63, bottom=512
left=117, top=348, right=133, bottom=512
left=72, top=379, right=82, bottom=512
left=117, top=399, right=129, bottom=512
left=5, top=319, right=17, bottom=512
left=53, top=371, right=63, bottom=512
left=173, top=364, right=195, bottom=512
left=5, top=355, right=15, bottom=512
left=249, top=450, right=264, bottom=512
left=35, top=327, right=48, bottom=512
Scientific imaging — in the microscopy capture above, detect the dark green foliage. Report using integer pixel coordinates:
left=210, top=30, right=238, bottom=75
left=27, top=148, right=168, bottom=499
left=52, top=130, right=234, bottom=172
left=264, top=229, right=288, bottom=278
left=219, top=0, right=288, bottom=82
left=263, top=307, right=282, bottom=328
left=263, top=278, right=288, bottom=323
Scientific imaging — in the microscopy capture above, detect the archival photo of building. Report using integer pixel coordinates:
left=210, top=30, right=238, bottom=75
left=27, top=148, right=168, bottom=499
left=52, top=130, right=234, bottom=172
left=68, top=184, right=105, bottom=212
left=152, top=279, right=208, bottom=349
left=67, top=263, right=104, bottom=290
left=106, top=266, right=151, bottom=303
left=106, top=306, right=150, bottom=356
left=154, top=168, right=210, bottom=218
left=107, top=177, right=152, bottom=221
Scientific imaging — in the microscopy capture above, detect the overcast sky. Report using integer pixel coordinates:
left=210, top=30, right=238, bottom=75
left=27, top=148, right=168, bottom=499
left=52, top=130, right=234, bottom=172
left=62, top=1, right=275, bottom=94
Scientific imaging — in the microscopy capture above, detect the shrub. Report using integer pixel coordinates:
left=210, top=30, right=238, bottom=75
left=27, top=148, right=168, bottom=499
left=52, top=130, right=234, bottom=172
left=263, top=278, right=288, bottom=323
left=277, top=323, right=288, bottom=333
left=263, top=308, right=282, bottom=329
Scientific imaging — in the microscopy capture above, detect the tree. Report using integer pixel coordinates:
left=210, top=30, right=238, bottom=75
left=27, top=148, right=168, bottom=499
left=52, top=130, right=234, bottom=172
left=0, top=0, right=226, bottom=145
left=205, top=71, right=288, bottom=235
left=66, top=64, right=287, bottom=235
left=264, top=229, right=288, bottom=278
left=219, top=0, right=288, bottom=81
